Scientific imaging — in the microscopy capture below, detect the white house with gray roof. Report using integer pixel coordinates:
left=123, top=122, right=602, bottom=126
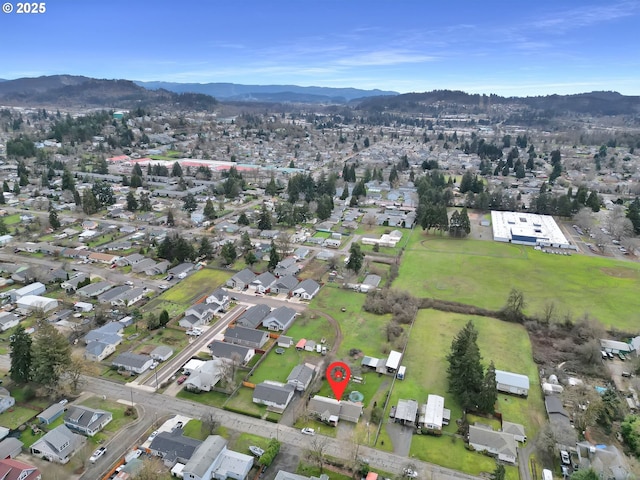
left=270, top=276, right=299, bottom=296
left=77, top=281, right=113, bottom=298
left=252, top=382, right=295, bottom=413
left=226, top=268, right=256, bottom=290
left=287, top=364, right=315, bottom=391
left=183, top=435, right=253, bottom=480
left=208, top=341, right=254, bottom=365
left=64, top=405, right=112, bottom=437
left=468, top=424, right=518, bottom=464
left=250, top=272, right=277, bottom=294
left=223, top=325, right=269, bottom=349
left=292, top=279, right=320, bottom=300
left=111, top=287, right=145, bottom=307
left=112, top=352, right=154, bottom=374
left=262, top=306, right=297, bottom=331
left=235, top=304, right=270, bottom=329
left=30, top=425, right=84, bottom=464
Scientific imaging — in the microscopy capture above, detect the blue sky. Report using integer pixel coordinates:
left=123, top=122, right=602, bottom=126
left=1, top=0, right=639, bottom=96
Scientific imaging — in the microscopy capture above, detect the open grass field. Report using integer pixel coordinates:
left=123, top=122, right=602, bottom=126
left=286, top=313, right=337, bottom=350
left=0, top=405, right=40, bottom=430
left=309, top=285, right=393, bottom=359
left=391, top=309, right=544, bottom=477
left=394, top=233, right=640, bottom=330
left=250, top=345, right=316, bottom=385
left=143, top=268, right=231, bottom=316
left=3, top=214, right=21, bottom=225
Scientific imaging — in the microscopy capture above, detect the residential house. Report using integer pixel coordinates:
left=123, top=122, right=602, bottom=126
left=0, top=312, right=19, bottom=332
left=0, top=388, right=15, bottom=414
left=145, top=260, right=170, bottom=276
left=392, top=399, right=419, bottom=426
left=270, top=275, right=299, bottom=296
left=226, top=269, right=256, bottom=290
left=132, top=258, right=157, bottom=274
left=0, top=438, right=25, bottom=460
left=88, top=252, right=120, bottom=264
left=116, top=253, right=146, bottom=267
left=149, top=430, right=202, bottom=468
left=168, top=263, right=194, bottom=278
left=61, top=273, right=87, bottom=292
left=495, top=370, right=530, bottom=397
left=30, top=425, right=84, bottom=464
left=205, top=288, right=230, bottom=313
left=112, top=352, right=154, bottom=374
left=0, top=458, right=41, bottom=480
left=64, top=406, right=112, bottom=437
left=235, top=304, right=270, bottom=329
left=83, top=322, right=124, bottom=344
left=182, top=435, right=253, bottom=480
left=502, top=421, right=527, bottom=443
left=179, top=303, right=218, bottom=329
left=468, top=425, right=518, bottom=464
left=307, top=396, right=363, bottom=424
left=250, top=272, right=276, bottom=294
left=385, top=350, right=403, bottom=374
left=418, top=394, right=450, bottom=434
left=184, top=359, right=228, bottom=393
left=97, top=285, right=131, bottom=304
left=293, top=247, right=310, bottom=260
left=111, top=287, right=145, bottom=307
left=73, top=301, right=93, bottom=312
left=76, top=281, right=113, bottom=298
left=262, top=306, right=297, bottom=331
left=286, top=364, right=315, bottom=391
left=84, top=340, right=118, bottom=362
left=224, top=325, right=269, bottom=349
left=252, top=382, right=295, bottom=413
left=208, top=341, right=254, bottom=365
left=292, top=279, right=320, bottom=300
left=274, top=258, right=300, bottom=278
left=36, top=403, right=66, bottom=425
left=150, top=345, right=174, bottom=362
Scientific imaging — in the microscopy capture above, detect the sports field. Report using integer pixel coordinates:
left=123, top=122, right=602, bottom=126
left=394, top=232, right=640, bottom=330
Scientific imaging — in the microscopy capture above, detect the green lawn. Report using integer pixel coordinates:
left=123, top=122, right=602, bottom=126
left=152, top=268, right=232, bottom=307
left=409, top=435, right=518, bottom=480
left=286, top=313, right=337, bottom=350
left=250, top=345, right=315, bottom=385
left=177, top=389, right=229, bottom=408
left=0, top=405, right=40, bottom=430
left=227, top=387, right=267, bottom=417
left=232, top=432, right=271, bottom=455
left=394, top=233, right=640, bottom=330
left=391, top=310, right=544, bottom=477
left=183, top=419, right=209, bottom=440
left=309, top=285, right=392, bottom=359
left=3, top=214, right=21, bottom=225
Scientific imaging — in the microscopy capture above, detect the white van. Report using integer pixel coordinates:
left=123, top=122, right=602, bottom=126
left=543, top=469, right=553, bottom=480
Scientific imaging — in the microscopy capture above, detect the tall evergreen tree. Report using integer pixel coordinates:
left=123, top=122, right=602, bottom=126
left=9, top=324, right=32, bottom=383
left=204, top=199, right=217, bottom=220
left=258, top=205, right=272, bottom=230
left=48, top=207, right=60, bottom=230
left=447, top=321, right=484, bottom=411
left=31, top=320, right=71, bottom=389
left=477, top=361, right=498, bottom=413
left=268, top=240, right=280, bottom=270
left=126, top=191, right=138, bottom=212
left=346, top=242, right=364, bottom=273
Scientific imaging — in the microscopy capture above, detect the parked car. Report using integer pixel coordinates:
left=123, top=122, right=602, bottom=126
left=90, top=446, right=107, bottom=463
left=301, top=428, right=315, bottom=435
left=560, top=450, right=571, bottom=465
left=177, top=375, right=188, bottom=385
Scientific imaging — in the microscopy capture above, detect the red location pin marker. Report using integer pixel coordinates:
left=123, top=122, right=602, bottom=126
left=326, top=361, right=351, bottom=400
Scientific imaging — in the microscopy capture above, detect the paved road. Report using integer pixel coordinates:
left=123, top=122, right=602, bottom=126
left=80, top=376, right=481, bottom=480
left=135, top=304, right=247, bottom=389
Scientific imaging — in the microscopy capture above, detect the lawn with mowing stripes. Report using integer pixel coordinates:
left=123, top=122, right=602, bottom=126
left=395, top=233, right=640, bottom=330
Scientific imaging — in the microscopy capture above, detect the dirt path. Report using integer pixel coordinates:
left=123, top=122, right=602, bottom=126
left=307, top=309, right=343, bottom=355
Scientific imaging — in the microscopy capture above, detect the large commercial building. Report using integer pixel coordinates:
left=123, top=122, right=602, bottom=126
left=491, top=211, right=571, bottom=248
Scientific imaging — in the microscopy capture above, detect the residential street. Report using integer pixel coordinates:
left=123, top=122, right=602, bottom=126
left=79, top=375, right=482, bottom=480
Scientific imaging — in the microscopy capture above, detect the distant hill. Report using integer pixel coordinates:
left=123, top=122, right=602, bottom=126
left=356, top=89, right=640, bottom=116
left=0, top=75, right=217, bottom=110
left=135, top=80, right=398, bottom=103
